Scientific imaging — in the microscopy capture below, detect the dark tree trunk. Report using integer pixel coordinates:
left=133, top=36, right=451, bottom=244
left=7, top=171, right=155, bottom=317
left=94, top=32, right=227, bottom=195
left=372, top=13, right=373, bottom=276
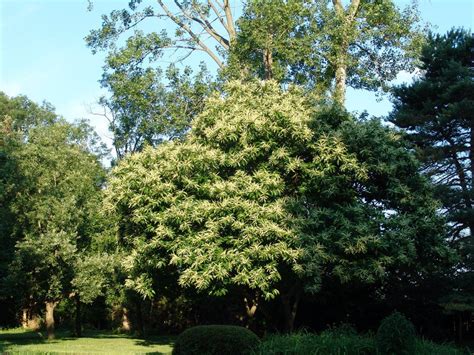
left=74, top=296, right=82, bottom=337
left=45, top=301, right=58, bottom=340
left=469, top=126, right=474, bottom=242
left=134, top=298, right=144, bottom=337
left=263, top=48, right=273, bottom=80
left=281, top=287, right=302, bottom=333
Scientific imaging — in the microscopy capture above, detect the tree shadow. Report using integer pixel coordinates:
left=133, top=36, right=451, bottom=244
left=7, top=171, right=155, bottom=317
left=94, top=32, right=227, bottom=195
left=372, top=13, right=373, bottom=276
left=133, top=335, right=175, bottom=347
left=0, top=328, right=175, bottom=354
left=0, top=328, right=78, bottom=353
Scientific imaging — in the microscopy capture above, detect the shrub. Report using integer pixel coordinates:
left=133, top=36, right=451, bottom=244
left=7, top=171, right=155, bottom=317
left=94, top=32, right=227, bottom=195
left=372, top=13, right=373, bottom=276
left=252, top=331, right=375, bottom=355
left=413, top=338, right=465, bottom=355
left=172, top=325, right=260, bottom=355
left=252, top=329, right=463, bottom=355
left=376, top=312, right=416, bottom=355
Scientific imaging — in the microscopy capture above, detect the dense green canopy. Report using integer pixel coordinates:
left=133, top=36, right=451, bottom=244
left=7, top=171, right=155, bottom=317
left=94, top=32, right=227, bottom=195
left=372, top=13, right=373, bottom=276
left=104, top=81, right=451, bottom=332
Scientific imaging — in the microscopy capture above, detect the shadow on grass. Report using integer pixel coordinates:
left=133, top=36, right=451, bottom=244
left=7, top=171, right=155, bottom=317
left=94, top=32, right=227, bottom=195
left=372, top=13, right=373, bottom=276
left=133, top=336, right=175, bottom=347
left=0, top=329, right=79, bottom=353
left=0, top=328, right=175, bottom=354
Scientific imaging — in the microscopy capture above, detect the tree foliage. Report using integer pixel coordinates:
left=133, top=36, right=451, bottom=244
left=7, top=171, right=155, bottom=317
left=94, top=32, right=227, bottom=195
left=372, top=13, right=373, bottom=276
left=87, top=0, right=426, bottom=155
left=0, top=94, right=63, bottom=299
left=224, top=0, right=425, bottom=103
left=0, top=93, right=107, bottom=336
left=98, top=63, right=215, bottom=160
left=104, top=81, right=450, bottom=331
left=390, top=28, right=474, bottom=246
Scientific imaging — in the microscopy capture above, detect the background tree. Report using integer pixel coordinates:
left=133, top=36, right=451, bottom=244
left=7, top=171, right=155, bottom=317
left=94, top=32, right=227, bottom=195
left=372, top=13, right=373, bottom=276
left=0, top=93, right=60, bottom=327
left=96, top=62, right=215, bottom=161
left=229, top=0, right=425, bottom=104
left=88, top=0, right=426, bottom=139
left=0, top=98, right=106, bottom=338
left=389, top=28, right=474, bottom=340
left=227, top=0, right=315, bottom=81
left=87, top=0, right=237, bottom=70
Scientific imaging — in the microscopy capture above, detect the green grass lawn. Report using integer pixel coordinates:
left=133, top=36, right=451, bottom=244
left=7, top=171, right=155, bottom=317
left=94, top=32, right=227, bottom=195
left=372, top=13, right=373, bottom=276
left=0, top=328, right=175, bottom=354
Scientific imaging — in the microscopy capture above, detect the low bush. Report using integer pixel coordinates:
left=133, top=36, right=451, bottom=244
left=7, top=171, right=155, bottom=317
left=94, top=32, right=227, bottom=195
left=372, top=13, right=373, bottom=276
left=251, top=331, right=464, bottom=355
left=376, top=312, right=416, bottom=354
left=172, top=325, right=260, bottom=355
left=252, top=330, right=375, bottom=355
left=413, top=338, right=466, bottom=355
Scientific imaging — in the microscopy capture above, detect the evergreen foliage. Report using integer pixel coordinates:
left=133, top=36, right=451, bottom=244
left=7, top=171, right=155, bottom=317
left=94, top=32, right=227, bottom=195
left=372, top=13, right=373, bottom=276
left=390, top=28, right=474, bottom=327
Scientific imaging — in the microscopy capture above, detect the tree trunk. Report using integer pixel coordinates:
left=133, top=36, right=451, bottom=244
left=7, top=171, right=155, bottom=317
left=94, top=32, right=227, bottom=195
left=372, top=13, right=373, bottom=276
left=135, top=298, right=144, bottom=337
left=263, top=48, right=273, bottom=80
left=469, top=126, right=474, bottom=241
left=22, top=308, right=28, bottom=329
left=334, top=63, right=347, bottom=106
left=45, top=301, right=58, bottom=340
left=74, top=296, right=82, bottom=337
left=121, top=307, right=131, bottom=332
left=243, top=296, right=259, bottom=331
left=281, top=288, right=302, bottom=333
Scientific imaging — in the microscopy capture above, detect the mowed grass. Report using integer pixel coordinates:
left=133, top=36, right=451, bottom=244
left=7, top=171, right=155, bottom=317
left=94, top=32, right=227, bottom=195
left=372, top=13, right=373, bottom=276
left=0, top=328, right=175, bottom=354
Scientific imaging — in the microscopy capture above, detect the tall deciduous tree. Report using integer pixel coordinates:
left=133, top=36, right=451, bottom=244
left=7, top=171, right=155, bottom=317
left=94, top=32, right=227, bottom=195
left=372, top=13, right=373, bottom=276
left=96, top=63, right=215, bottom=160
left=232, top=0, right=425, bottom=104
left=0, top=94, right=61, bottom=327
left=88, top=1, right=424, bottom=108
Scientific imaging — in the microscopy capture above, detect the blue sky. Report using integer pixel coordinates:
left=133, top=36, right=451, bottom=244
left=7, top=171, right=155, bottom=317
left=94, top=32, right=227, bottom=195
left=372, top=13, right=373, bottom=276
left=1, top=0, right=473, bottom=149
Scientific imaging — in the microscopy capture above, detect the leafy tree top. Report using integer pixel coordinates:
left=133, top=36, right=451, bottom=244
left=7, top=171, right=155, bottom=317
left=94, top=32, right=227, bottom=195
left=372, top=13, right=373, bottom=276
left=105, top=80, right=451, bottom=302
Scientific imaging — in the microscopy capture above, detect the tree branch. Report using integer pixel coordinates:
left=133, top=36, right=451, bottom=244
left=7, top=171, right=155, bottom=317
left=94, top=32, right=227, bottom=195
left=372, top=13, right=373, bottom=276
left=156, top=0, right=224, bottom=68
left=348, top=0, right=361, bottom=21
left=223, top=0, right=236, bottom=40
left=208, top=0, right=228, bottom=31
left=175, top=0, right=230, bottom=49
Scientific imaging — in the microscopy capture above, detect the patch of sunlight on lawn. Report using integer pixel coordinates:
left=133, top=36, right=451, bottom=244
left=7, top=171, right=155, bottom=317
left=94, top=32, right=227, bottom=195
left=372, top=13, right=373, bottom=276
left=0, top=328, right=175, bottom=354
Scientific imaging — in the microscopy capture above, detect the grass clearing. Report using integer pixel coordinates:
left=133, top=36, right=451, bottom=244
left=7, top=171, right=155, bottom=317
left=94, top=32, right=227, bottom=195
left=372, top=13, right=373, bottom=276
left=0, top=328, right=174, bottom=354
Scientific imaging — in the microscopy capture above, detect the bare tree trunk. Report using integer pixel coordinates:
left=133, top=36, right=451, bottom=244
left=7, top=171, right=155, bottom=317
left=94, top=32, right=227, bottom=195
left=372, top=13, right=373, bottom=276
left=121, top=307, right=131, bottom=332
left=263, top=48, right=274, bottom=80
left=334, top=63, right=347, bottom=106
left=243, top=295, right=259, bottom=332
left=45, top=301, right=58, bottom=340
